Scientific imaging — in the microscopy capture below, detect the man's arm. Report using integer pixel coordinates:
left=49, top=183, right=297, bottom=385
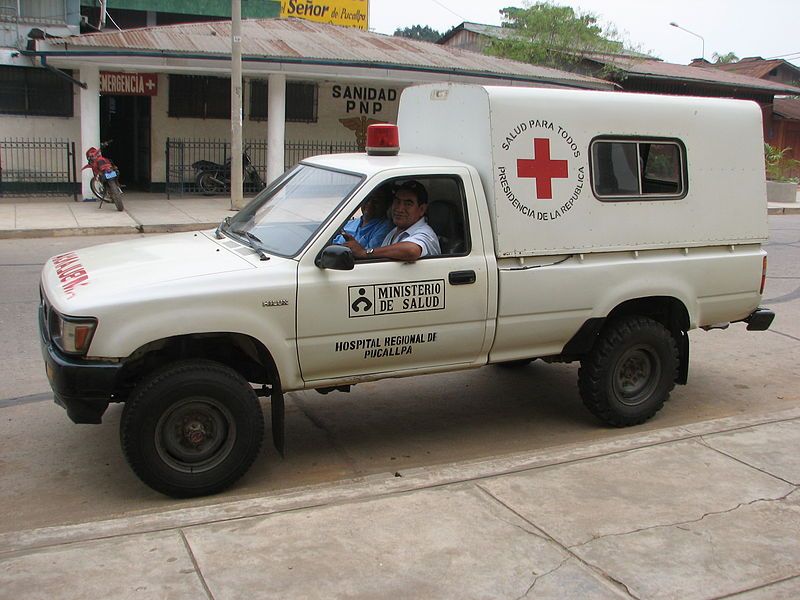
left=343, top=234, right=423, bottom=261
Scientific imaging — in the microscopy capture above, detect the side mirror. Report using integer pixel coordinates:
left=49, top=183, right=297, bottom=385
left=316, top=245, right=355, bottom=270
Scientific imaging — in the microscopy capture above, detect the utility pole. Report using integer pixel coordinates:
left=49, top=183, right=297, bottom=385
left=230, top=0, right=244, bottom=210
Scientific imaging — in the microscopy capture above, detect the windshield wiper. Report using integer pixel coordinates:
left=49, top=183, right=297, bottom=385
left=231, top=228, right=270, bottom=261
left=215, top=216, right=231, bottom=239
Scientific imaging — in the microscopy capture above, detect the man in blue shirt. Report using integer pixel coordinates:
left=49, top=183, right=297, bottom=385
left=334, top=186, right=393, bottom=250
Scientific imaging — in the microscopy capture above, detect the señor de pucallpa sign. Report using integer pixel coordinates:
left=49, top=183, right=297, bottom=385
left=280, top=0, right=368, bottom=30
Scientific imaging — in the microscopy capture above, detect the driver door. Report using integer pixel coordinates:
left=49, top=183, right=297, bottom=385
left=295, top=170, right=490, bottom=383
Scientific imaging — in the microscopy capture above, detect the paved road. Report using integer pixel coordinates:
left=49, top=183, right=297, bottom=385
left=0, top=219, right=798, bottom=534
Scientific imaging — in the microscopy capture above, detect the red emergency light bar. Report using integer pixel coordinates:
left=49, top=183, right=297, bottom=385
left=366, top=124, right=399, bottom=156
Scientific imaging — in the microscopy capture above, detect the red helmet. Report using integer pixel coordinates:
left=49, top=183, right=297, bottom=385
left=86, top=147, right=101, bottom=160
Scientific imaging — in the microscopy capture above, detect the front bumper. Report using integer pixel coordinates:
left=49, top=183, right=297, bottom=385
left=743, top=307, right=775, bottom=331
left=41, top=340, right=121, bottom=424
left=39, top=295, right=121, bottom=424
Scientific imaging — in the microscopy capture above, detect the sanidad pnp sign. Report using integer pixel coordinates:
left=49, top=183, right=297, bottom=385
left=280, top=0, right=368, bottom=30
left=100, top=72, right=158, bottom=96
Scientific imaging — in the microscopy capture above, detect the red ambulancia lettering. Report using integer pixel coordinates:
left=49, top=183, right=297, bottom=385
left=517, top=138, right=569, bottom=200
left=52, top=252, right=90, bottom=298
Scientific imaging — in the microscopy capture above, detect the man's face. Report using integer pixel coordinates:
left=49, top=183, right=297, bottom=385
left=392, top=190, right=426, bottom=230
left=361, top=196, right=386, bottom=221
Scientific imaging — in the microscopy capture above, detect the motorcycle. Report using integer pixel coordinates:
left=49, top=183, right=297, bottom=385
left=83, top=141, right=124, bottom=211
left=192, top=147, right=265, bottom=196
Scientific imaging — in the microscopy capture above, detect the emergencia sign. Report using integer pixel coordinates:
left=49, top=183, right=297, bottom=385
left=100, top=72, right=158, bottom=96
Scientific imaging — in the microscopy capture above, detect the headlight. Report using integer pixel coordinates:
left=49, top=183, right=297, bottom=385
left=53, top=314, right=98, bottom=355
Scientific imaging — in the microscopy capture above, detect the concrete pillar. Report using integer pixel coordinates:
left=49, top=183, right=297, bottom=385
left=266, top=73, right=286, bottom=185
left=79, top=65, right=100, bottom=200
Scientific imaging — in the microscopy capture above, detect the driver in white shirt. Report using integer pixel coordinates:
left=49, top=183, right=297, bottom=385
left=343, top=180, right=441, bottom=261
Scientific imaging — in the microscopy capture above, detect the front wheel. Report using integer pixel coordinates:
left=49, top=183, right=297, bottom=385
left=89, top=176, right=107, bottom=201
left=107, top=179, right=124, bottom=211
left=120, top=360, right=264, bottom=497
left=578, top=316, right=679, bottom=427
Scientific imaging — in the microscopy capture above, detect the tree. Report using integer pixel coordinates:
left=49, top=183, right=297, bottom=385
left=393, top=25, right=442, bottom=43
left=486, top=2, right=628, bottom=72
left=712, top=51, right=739, bottom=64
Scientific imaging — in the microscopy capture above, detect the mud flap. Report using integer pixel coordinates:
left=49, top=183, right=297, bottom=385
left=676, top=330, right=689, bottom=385
left=271, top=388, right=285, bottom=457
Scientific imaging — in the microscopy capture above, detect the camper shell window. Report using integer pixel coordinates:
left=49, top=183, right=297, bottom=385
left=590, top=138, right=687, bottom=201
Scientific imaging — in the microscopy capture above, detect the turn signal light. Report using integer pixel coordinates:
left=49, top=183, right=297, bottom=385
left=366, top=124, right=400, bottom=156
left=760, top=256, right=767, bottom=295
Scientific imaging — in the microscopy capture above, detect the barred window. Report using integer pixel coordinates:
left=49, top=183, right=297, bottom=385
left=0, top=66, right=73, bottom=117
left=168, top=75, right=230, bottom=119
left=249, top=81, right=318, bottom=123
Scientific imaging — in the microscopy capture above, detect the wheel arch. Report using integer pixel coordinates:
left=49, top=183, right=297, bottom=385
left=114, top=332, right=281, bottom=400
left=563, top=295, right=691, bottom=385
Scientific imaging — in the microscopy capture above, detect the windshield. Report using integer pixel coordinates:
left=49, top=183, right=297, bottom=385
left=224, top=164, right=363, bottom=257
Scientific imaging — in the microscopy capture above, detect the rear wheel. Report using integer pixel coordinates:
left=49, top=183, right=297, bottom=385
left=198, top=172, right=224, bottom=196
left=578, top=316, right=678, bottom=427
left=120, top=360, right=264, bottom=497
left=107, top=179, right=124, bottom=211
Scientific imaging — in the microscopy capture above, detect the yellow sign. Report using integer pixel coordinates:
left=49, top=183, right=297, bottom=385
left=280, top=0, right=368, bottom=30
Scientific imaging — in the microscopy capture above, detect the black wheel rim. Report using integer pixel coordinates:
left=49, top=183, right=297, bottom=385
left=155, top=397, right=237, bottom=473
left=611, top=345, right=661, bottom=406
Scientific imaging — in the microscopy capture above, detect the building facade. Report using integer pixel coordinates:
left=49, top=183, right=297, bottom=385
left=1, top=12, right=610, bottom=198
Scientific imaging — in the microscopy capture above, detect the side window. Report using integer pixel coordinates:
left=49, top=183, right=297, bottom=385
left=591, top=139, right=686, bottom=200
left=335, top=176, right=470, bottom=258
left=423, top=176, right=470, bottom=257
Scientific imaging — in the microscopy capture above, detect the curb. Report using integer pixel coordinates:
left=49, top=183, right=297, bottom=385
left=3, top=405, right=799, bottom=557
left=768, top=205, right=800, bottom=215
left=0, top=222, right=218, bottom=240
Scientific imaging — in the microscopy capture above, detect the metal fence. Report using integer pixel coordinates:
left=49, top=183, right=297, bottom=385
left=166, top=138, right=359, bottom=197
left=0, top=138, right=78, bottom=200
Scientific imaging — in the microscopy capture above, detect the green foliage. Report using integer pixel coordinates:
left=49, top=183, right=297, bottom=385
left=712, top=51, right=739, bottom=64
left=765, top=143, right=800, bottom=183
left=486, top=2, right=626, bottom=72
left=393, top=25, right=442, bottom=43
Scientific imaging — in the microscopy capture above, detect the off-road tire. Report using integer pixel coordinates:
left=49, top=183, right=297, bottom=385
left=120, top=360, right=264, bottom=498
left=578, top=316, right=679, bottom=427
left=107, top=179, right=124, bottom=211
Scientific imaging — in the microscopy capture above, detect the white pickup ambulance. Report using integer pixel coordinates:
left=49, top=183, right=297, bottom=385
left=39, top=84, right=774, bottom=497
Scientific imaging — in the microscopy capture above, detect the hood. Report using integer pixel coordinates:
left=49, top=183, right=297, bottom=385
left=42, top=231, right=261, bottom=312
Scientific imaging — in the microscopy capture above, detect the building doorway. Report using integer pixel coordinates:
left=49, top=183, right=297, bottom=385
left=99, top=95, right=151, bottom=189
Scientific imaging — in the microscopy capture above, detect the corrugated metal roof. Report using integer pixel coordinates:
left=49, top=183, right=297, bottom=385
left=35, top=18, right=612, bottom=89
left=603, top=57, right=800, bottom=95
left=706, top=57, right=800, bottom=80
left=435, top=21, right=800, bottom=96
left=774, top=97, right=800, bottom=121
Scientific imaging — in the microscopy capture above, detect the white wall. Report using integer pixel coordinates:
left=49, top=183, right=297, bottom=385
left=0, top=73, right=405, bottom=184
left=150, top=75, right=405, bottom=182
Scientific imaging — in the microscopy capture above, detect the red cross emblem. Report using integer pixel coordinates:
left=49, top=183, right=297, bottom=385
left=517, top=138, right=569, bottom=200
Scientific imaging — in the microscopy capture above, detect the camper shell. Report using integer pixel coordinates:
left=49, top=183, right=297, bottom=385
left=398, top=84, right=768, bottom=257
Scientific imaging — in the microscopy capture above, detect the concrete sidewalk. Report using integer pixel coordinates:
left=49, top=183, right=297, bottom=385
left=1, top=407, right=798, bottom=599
left=0, top=190, right=799, bottom=239
left=0, top=193, right=237, bottom=239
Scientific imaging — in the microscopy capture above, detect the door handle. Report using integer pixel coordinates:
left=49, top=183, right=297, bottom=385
left=449, top=270, right=476, bottom=285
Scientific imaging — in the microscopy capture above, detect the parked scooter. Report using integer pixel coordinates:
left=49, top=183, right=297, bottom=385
left=192, top=147, right=265, bottom=196
left=83, top=141, right=124, bottom=211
